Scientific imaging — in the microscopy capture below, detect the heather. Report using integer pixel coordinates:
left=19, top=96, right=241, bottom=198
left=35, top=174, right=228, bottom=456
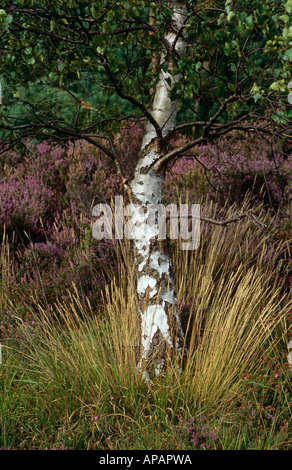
left=0, top=128, right=291, bottom=450
left=164, top=129, right=291, bottom=216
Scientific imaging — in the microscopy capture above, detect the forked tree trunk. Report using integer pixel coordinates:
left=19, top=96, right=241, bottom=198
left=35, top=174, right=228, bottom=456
left=130, top=1, right=189, bottom=377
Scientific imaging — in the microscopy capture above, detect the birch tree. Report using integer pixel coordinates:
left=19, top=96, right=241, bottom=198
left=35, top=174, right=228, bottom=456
left=0, top=0, right=291, bottom=377
left=128, top=1, right=189, bottom=375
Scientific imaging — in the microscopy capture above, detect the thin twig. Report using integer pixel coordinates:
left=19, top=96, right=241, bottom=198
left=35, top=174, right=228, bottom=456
left=167, top=210, right=268, bottom=229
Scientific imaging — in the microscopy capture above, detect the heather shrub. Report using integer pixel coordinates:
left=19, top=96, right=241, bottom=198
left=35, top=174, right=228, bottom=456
left=65, top=140, right=123, bottom=214
left=0, top=143, right=69, bottom=241
left=0, top=125, right=291, bottom=314
left=0, top=140, right=123, bottom=311
left=164, top=130, right=291, bottom=220
left=176, top=415, right=220, bottom=450
left=0, top=172, right=54, bottom=241
left=63, top=124, right=143, bottom=213
left=200, top=146, right=291, bottom=211
left=0, top=137, right=126, bottom=243
left=163, top=155, right=210, bottom=205
left=6, top=214, right=118, bottom=310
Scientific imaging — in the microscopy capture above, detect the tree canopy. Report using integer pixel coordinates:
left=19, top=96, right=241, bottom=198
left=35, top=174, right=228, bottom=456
left=0, top=0, right=291, bottom=171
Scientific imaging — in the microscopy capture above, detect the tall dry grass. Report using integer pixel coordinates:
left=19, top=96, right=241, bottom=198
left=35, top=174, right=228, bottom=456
left=0, top=199, right=291, bottom=449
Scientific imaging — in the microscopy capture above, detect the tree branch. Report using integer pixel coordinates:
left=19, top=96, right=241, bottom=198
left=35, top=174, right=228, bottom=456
left=101, top=55, right=163, bottom=143
left=152, top=120, right=290, bottom=171
left=202, top=94, right=239, bottom=138
left=168, top=210, right=268, bottom=229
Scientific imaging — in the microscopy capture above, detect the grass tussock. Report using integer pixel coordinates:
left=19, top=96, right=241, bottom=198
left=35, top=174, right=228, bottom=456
left=0, top=199, right=291, bottom=450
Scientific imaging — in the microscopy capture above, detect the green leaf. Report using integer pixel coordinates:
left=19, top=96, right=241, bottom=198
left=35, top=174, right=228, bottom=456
left=288, top=81, right=292, bottom=104
left=251, top=83, right=260, bottom=94
left=278, top=15, right=290, bottom=23
left=50, top=19, right=56, bottom=31
left=269, top=80, right=286, bottom=92
left=195, top=61, right=202, bottom=71
left=178, top=59, right=186, bottom=70
left=253, top=93, right=262, bottom=103
left=217, top=13, right=225, bottom=26
left=27, top=56, right=36, bottom=65
left=282, top=49, right=292, bottom=61
left=1, top=13, right=13, bottom=30
left=57, top=62, right=65, bottom=72
left=227, top=11, right=235, bottom=22
left=284, top=0, right=292, bottom=13
left=245, top=15, right=253, bottom=28
left=283, top=26, right=292, bottom=39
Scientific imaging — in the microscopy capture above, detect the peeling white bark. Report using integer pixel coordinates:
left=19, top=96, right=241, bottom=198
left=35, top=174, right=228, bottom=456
left=142, top=1, right=188, bottom=150
left=130, top=153, right=184, bottom=374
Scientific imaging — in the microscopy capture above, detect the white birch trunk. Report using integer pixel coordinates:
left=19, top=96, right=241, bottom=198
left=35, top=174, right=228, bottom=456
left=130, top=1, right=189, bottom=376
